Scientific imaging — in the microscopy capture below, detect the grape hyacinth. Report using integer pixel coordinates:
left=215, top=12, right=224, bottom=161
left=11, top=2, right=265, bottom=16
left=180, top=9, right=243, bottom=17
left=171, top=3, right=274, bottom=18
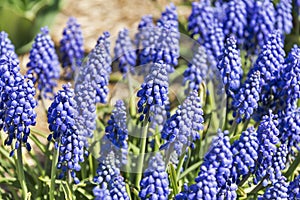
left=288, top=174, right=300, bottom=199
left=223, top=0, right=247, bottom=46
left=101, top=100, right=128, bottom=167
left=60, top=17, right=84, bottom=79
left=231, top=127, right=259, bottom=184
left=114, top=28, right=136, bottom=76
left=279, top=45, right=300, bottom=108
left=160, top=90, right=204, bottom=157
left=232, top=71, right=261, bottom=123
left=248, top=0, right=276, bottom=51
left=260, top=176, right=289, bottom=199
left=275, top=0, right=293, bottom=35
left=0, top=31, right=18, bottom=59
left=137, top=61, right=169, bottom=122
left=183, top=46, right=208, bottom=94
left=47, top=84, right=84, bottom=184
left=217, top=36, right=243, bottom=98
left=254, top=112, right=281, bottom=185
left=188, top=1, right=214, bottom=43
left=135, top=15, right=154, bottom=51
left=139, top=153, right=169, bottom=200
left=0, top=55, right=37, bottom=156
left=176, top=130, right=236, bottom=199
left=27, top=27, right=60, bottom=99
left=93, top=151, right=129, bottom=200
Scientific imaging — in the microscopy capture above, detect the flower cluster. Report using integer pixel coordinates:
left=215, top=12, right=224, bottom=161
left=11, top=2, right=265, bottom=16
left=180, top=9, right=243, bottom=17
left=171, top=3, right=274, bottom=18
left=275, top=0, right=293, bottom=35
left=93, top=151, right=129, bottom=200
left=217, top=36, right=243, bottom=98
left=27, top=27, right=60, bottom=99
left=0, top=54, right=37, bottom=156
left=183, top=46, right=208, bottom=94
left=114, top=28, right=136, bottom=76
left=101, top=100, right=128, bottom=167
left=231, top=127, right=259, bottom=184
left=176, top=130, right=236, bottom=199
left=288, top=174, right=300, bottom=199
left=0, top=31, right=18, bottom=59
left=137, top=61, right=169, bottom=122
left=223, top=0, right=247, bottom=45
left=261, top=176, right=289, bottom=199
left=160, top=90, right=204, bottom=157
left=139, top=153, right=170, bottom=200
left=60, top=17, right=84, bottom=79
left=47, top=84, right=84, bottom=184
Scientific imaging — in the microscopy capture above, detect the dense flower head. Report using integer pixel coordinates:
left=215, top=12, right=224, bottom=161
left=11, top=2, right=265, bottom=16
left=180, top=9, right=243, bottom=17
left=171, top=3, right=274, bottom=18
left=204, top=21, right=225, bottom=69
left=148, top=101, right=170, bottom=134
left=135, top=15, right=154, bottom=56
left=157, top=3, right=178, bottom=30
left=0, top=31, right=18, bottom=59
left=217, top=36, right=243, bottom=98
left=275, top=0, right=293, bottom=35
left=101, top=100, right=128, bottom=167
left=270, top=143, right=287, bottom=180
left=183, top=46, right=208, bottom=94
left=114, top=28, right=136, bottom=76
left=223, top=0, right=247, bottom=46
left=260, top=176, right=289, bottom=199
left=188, top=1, right=215, bottom=43
left=47, top=84, right=84, bottom=184
left=254, top=111, right=281, bottom=185
left=139, top=153, right=169, bottom=200
left=27, top=27, right=60, bottom=99
left=93, top=151, right=129, bottom=200
left=279, top=108, right=300, bottom=151
left=60, top=17, right=84, bottom=79
left=231, top=127, right=259, bottom=184
left=232, top=71, right=261, bottom=123
left=279, top=45, right=300, bottom=107
left=175, top=130, right=236, bottom=199
left=288, top=174, right=300, bottom=199
left=248, top=0, right=276, bottom=51
left=137, top=61, right=169, bottom=122
left=160, top=90, right=204, bottom=157
left=0, top=54, right=37, bottom=156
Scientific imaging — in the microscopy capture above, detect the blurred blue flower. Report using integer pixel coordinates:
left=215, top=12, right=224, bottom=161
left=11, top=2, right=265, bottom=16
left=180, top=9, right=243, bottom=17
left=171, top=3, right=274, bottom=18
left=288, top=173, right=300, bottom=199
left=139, top=153, right=170, bottom=200
left=260, top=176, right=289, bottom=199
left=0, top=31, right=18, bottom=59
left=60, top=17, right=84, bottom=79
left=160, top=90, right=204, bottom=157
left=275, top=0, right=293, bottom=35
left=27, top=27, right=60, bottom=99
left=114, top=29, right=136, bottom=76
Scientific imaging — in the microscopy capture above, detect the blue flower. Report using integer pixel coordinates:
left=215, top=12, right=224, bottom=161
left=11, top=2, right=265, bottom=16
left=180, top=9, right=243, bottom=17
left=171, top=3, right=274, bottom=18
left=114, top=29, right=136, bottom=76
left=275, top=0, right=293, bottom=35
left=176, top=130, right=236, bottom=199
left=47, top=84, right=84, bottom=184
left=0, top=55, right=37, bottom=156
left=160, top=90, right=204, bottom=157
left=60, top=17, right=84, bottom=79
left=0, top=31, right=18, bottom=59
left=135, top=15, right=154, bottom=51
left=148, top=100, right=170, bottom=134
left=188, top=1, right=214, bottom=43
left=231, top=127, right=259, bottom=184
left=183, top=46, right=208, bottom=94
left=223, top=0, right=247, bottom=46
left=203, top=21, right=224, bottom=69
left=27, top=27, right=60, bottom=99
left=139, top=153, right=169, bottom=200
left=288, top=174, right=300, bottom=199
left=232, top=71, right=261, bottom=123
left=217, top=36, right=243, bottom=98
left=254, top=111, right=281, bottom=185
left=101, top=100, right=128, bottom=167
left=260, top=176, right=289, bottom=199
left=137, top=61, right=169, bottom=122
left=93, top=151, right=129, bottom=200
left=248, top=0, right=275, bottom=51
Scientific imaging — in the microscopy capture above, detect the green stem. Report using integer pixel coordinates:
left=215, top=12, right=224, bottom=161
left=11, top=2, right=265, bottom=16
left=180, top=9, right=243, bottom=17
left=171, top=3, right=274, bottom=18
left=50, top=145, right=59, bottom=200
left=135, top=122, right=149, bottom=188
left=128, top=73, right=136, bottom=118
left=16, top=147, right=28, bottom=199
left=249, top=175, right=269, bottom=195
left=284, top=152, right=300, bottom=178
left=176, top=154, right=185, bottom=181
left=169, top=164, right=179, bottom=196
left=179, top=160, right=202, bottom=180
